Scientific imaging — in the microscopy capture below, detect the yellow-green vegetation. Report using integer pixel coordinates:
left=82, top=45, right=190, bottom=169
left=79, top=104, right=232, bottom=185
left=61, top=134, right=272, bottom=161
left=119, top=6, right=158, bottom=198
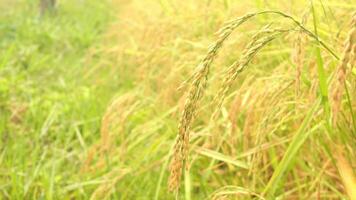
left=0, top=0, right=355, bottom=199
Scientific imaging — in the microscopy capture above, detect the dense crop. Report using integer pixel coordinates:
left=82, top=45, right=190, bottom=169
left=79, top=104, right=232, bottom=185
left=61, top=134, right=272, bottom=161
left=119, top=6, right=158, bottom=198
left=0, top=0, right=355, bottom=199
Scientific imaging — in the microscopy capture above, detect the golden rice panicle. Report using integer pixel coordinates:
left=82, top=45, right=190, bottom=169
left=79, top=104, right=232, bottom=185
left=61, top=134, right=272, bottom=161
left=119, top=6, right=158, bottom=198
left=293, top=10, right=309, bottom=97
left=168, top=13, right=257, bottom=192
left=168, top=142, right=183, bottom=192
left=352, top=40, right=356, bottom=67
left=352, top=14, right=356, bottom=68
left=293, top=29, right=305, bottom=97
left=212, top=30, right=283, bottom=120
left=351, top=12, right=356, bottom=69
left=331, top=15, right=356, bottom=125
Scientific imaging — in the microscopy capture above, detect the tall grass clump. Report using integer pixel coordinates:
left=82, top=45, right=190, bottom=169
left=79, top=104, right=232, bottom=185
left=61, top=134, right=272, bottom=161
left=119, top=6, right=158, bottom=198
left=66, top=1, right=355, bottom=198
left=168, top=8, right=353, bottom=198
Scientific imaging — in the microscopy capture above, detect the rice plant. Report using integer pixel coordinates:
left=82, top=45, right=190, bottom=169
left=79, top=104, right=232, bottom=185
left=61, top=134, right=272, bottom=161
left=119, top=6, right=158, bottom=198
left=0, top=0, right=355, bottom=199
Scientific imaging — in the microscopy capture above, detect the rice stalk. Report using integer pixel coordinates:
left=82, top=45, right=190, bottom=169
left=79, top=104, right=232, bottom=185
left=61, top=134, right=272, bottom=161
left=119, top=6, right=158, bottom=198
left=308, top=60, right=318, bottom=101
left=168, top=10, right=339, bottom=193
left=90, top=168, right=130, bottom=200
left=351, top=42, right=356, bottom=68
left=211, top=28, right=288, bottom=121
left=331, top=15, right=356, bottom=125
left=210, top=186, right=265, bottom=200
left=82, top=94, right=138, bottom=173
left=293, top=10, right=309, bottom=98
left=293, top=31, right=304, bottom=97
left=168, top=13, right=258, bottom=192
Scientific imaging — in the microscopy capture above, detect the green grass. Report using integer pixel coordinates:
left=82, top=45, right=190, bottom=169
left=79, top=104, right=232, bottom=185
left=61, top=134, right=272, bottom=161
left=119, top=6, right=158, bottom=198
left=0, top=0, right=115, bottom=199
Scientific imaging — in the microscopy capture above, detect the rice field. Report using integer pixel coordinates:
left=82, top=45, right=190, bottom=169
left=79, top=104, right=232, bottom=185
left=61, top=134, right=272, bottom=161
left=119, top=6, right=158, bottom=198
left=0, top=0, right=355, bottom=199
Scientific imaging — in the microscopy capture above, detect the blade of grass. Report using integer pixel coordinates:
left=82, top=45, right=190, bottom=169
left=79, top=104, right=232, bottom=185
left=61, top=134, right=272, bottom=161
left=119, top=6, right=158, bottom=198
left=154, top=137, right=176, bottom=200
left=263, top=99, right=321, bottom=198
left=154, top=155, right=170, bottom=200
left=196, top=148, right=249, bottom=169
left=184, top=168, right=192, bottom=200
left=310, top=2, right=328, bottom=100
left=310, top=0, right=332, bottom=126
left=210, top=186, right=266, bottom=200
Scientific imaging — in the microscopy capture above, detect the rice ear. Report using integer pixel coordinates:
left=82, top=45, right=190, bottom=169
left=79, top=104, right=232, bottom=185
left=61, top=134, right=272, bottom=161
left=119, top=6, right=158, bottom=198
left=331, top=16, right=356, bottom=125
left=168, top=12, right=259, bottom=192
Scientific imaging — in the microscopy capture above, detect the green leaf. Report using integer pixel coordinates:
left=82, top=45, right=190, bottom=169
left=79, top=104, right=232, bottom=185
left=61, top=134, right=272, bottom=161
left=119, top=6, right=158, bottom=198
left=311, top=0, right=331, bottom=119
left=263, top=100, right=321, bottom=198
left=196, top=148, right=249, bottom=169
